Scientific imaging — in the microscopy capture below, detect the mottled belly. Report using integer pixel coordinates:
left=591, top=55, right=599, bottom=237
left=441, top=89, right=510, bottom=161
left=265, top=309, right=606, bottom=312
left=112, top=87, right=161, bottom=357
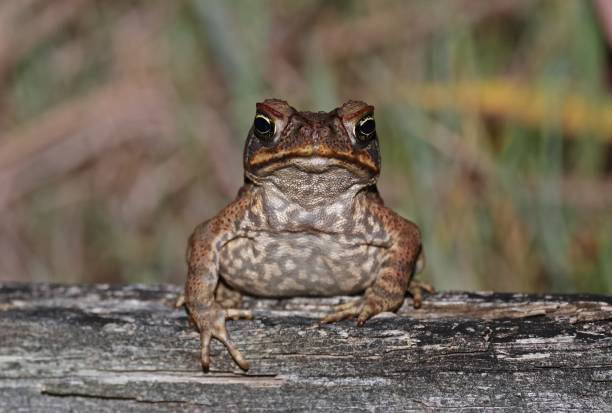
left=218, top=232, right=383, bottom=297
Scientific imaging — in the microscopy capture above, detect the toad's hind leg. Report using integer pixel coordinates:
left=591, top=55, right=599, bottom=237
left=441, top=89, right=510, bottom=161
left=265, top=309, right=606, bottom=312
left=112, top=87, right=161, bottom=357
left=215, top=281, right=244, bottom=309
left=407, top=279, right=435, bottom=309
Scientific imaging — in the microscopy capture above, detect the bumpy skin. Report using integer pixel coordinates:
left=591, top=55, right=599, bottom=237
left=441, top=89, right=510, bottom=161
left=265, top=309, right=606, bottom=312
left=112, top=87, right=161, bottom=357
left=183, top=99, right=431, bottom=371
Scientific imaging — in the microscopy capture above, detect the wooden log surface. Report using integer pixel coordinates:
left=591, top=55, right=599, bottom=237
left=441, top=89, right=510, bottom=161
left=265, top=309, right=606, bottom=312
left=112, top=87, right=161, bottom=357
left=0, top=283, right=611, bottom=412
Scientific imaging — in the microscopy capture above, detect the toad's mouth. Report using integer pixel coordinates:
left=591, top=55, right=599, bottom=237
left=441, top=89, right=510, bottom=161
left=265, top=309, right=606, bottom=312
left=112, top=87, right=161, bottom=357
left=247, top=152, right=379, bottom=179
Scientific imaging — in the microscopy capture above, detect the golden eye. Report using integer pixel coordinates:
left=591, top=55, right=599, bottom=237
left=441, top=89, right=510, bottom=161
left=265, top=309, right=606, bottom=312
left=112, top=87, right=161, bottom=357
left=355, top=115, right=376, bottom=141
left=253, top=114, right=274, bottom=140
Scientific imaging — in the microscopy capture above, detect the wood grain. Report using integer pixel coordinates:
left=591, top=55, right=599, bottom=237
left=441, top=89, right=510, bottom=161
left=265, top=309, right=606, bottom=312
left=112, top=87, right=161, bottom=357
left=0, top=283, right=611, bottom=411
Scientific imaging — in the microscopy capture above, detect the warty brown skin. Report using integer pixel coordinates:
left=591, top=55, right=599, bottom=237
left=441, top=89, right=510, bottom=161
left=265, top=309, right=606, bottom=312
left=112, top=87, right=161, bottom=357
left=182, top=99, right=431, bottom=371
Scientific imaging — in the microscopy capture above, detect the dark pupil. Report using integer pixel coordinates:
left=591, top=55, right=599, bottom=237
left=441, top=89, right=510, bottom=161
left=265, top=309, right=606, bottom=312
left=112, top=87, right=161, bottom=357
left=359, top=118, right=375, bottom=136
left=254, top=116, right=272, bottom=135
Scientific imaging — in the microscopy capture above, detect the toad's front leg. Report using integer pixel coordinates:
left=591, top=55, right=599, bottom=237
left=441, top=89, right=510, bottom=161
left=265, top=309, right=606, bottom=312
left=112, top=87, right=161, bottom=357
left=322, top=202, right=430, bottom=325
left=184, top=209, right=253, bottom=372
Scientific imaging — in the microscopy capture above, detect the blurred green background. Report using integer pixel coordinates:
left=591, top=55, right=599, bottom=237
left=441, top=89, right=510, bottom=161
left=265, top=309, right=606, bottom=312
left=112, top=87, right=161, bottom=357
left=1, top=0, right=611, bottom=293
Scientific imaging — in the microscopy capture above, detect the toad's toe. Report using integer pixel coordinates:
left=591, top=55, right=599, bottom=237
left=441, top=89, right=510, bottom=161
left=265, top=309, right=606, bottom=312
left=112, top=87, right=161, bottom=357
left=187, top=304, right=251, bottom=372
left=320, top=299, right=364, bottom=324
left=407, top=280, right=435, bottom=309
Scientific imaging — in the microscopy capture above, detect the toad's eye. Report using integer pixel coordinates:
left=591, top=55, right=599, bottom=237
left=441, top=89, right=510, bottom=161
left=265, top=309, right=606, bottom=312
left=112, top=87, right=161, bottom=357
left=253, top=114, right=274, bottom=140
left=355, top=116, right=376, bottom=141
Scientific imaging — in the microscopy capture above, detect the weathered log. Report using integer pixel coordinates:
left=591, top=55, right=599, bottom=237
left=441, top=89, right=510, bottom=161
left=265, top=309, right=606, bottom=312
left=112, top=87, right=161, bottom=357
left=0, top=283, right=611, bottom=411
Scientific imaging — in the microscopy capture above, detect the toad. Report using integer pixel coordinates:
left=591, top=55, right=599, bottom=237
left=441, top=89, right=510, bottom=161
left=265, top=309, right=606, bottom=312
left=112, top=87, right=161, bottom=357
left=179, top=99, right=432, bottom=371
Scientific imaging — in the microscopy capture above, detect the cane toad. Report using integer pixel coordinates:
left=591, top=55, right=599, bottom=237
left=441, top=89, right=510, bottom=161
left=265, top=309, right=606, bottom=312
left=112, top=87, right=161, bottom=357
left=180, top=99, right=432, bottom=371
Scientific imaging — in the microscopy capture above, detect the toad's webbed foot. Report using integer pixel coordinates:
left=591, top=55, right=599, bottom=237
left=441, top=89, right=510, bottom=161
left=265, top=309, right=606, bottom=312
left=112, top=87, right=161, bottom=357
left=186, top=303, right=253, bottom=371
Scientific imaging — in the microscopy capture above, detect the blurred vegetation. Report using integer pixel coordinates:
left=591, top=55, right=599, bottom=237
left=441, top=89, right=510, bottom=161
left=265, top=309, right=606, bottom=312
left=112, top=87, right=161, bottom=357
left=0, top=0, right=611, bottom=293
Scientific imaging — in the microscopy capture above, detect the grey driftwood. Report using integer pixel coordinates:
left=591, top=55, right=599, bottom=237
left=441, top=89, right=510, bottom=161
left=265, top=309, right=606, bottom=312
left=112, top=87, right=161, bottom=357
left=0, top=283, right=611, bottom=412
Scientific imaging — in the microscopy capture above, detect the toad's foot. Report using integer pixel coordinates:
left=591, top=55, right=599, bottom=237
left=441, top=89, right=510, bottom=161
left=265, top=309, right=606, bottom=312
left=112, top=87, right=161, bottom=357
left=407, top=280, right=435, bottom=309
left=320, top=296, right=388, bottom=326
left=320, top=298, right=366, bottom=325
left=320, top=280, right=435, bottom=325
left=187, top=303, right=253, bottom=371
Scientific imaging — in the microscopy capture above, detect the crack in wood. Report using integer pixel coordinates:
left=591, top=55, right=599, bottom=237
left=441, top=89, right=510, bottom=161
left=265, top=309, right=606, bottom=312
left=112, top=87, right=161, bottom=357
left=37, top=369, right=285, bottom=386
left=40, top=389, right=211, bottom=406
